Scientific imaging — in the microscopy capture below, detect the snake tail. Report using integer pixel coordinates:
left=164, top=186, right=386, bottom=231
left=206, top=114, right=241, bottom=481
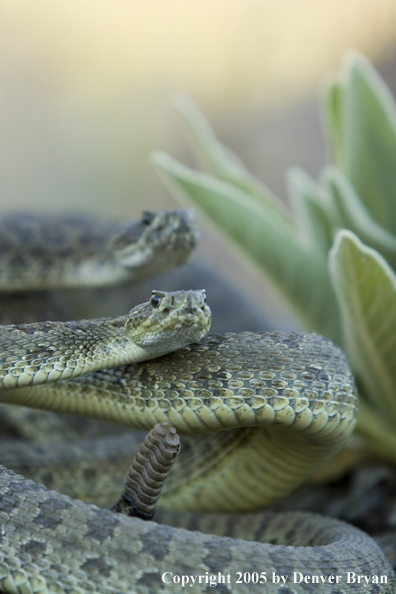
left=112, top=423, right=180, bottom=520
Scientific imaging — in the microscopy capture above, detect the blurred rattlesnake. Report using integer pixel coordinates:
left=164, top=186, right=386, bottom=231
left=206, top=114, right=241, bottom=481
left=0, top=212, right=394, bottom=593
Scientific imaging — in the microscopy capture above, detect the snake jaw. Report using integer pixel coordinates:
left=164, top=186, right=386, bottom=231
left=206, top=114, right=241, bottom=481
left=124, top=289, right=211, bottom=355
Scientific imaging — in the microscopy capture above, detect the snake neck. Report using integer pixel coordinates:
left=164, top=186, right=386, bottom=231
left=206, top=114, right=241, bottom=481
left=0, top=317, right=147, bottom=390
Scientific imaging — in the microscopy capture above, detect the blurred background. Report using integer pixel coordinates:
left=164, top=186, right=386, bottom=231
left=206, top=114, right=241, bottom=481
left=1, top=0, right=396, bottom=327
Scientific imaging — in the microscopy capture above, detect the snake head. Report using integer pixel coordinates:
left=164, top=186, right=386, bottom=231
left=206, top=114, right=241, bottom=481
left=108, top=210, right=199, bottom=278
left=124, top=289, right=211, bottom=356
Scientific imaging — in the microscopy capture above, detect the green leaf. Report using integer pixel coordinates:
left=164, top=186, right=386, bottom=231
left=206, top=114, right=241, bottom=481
left=323, top=77, right=346, bottom=168
left=152, top=151, right=340, bottom=342
left=329, top=230, right=396, bottom=425
left=173, top=94, right=288, bottom=221
left=288, top=167, right=334, bottom=255
left=342, top=52, right=396, bottom=233
left=325, top=167, right=396, bottom=268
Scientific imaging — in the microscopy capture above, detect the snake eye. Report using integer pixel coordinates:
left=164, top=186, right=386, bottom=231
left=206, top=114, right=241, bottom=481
left=151, top=294, right=161, bottom=308
left=142, top=211, right=155, bottom=226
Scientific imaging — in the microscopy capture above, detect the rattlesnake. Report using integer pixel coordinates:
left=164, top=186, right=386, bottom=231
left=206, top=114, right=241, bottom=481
left=0, top=212, right=394, bottom=593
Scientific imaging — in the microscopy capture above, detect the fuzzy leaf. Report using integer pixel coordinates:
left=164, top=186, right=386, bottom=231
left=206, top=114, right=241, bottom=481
left=288, top=167, right=334, bottom=255
left=152, top=151, right=340, bottom=341
left=173, top=94, right=288, bottom=220
left=325, top=167, right=396, bottom=268
left=342, top=52, right=396, bottom=234
left=324, top=77, right=346, bottom=168
left=329, top=230, right=396, bottom=424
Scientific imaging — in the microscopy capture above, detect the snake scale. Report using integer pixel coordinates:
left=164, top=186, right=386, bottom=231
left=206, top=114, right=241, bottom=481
left=0, top=212, right=394, bottom=593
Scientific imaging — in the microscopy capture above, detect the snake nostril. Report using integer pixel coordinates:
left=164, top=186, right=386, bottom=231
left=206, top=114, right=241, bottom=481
left=163, top=308, right=170, bottom=315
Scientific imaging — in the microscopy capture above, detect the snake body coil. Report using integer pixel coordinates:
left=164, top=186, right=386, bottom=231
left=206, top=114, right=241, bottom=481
left=1, top=331, right=358, bottom=512
left=0, top=325, right=394, bottom=592
left=0, top=465, right=394, bottom=593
